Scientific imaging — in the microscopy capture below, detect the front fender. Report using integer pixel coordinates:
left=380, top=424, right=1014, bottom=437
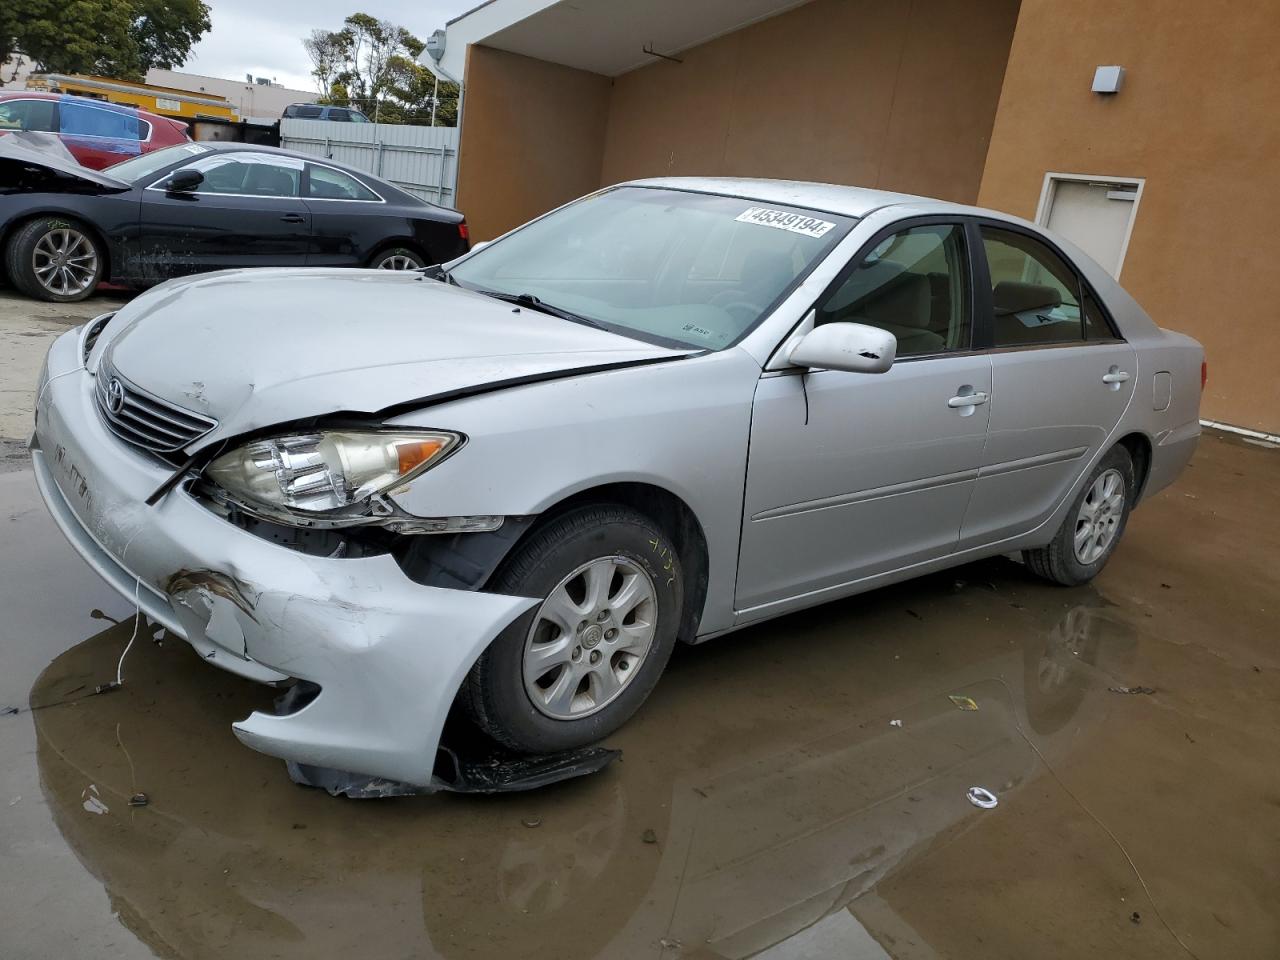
left=383, top=348, right=763, bottom=636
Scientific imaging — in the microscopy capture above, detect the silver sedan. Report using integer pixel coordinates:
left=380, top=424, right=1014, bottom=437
left=31, top=178, right=1204, bottom=789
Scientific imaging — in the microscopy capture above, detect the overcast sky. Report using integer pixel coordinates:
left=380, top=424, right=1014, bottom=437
left=183, top=0, right=475, bottom=92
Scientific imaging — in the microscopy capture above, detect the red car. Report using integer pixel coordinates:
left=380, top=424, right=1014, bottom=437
left=0, top=91, right=191, bottom=170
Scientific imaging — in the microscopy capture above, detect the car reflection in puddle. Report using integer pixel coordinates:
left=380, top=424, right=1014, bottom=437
left=33, top=559, right=1166, bottom=960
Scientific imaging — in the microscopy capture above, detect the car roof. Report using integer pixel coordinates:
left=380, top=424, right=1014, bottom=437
left=624, top=176, right=966, bottom=219
left=192, top=141, right=356, bottom=166
left=0, top=90, right=166, bottom=119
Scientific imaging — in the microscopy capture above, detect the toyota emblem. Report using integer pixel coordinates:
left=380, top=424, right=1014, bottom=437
left=106, top=377, right=126, bottom=415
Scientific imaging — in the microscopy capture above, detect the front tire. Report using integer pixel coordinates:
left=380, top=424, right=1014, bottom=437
left=463, top=504, right=684, bottom=754
left=1024, top=444, right=1135, bottom=586
left=4, top=217, right=104, bottom=302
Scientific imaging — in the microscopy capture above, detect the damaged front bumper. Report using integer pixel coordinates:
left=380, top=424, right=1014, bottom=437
left=31, top=329, right=536, bottom=788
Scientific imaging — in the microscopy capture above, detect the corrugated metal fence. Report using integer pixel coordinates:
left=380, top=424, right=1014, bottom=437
left=279, top=119, right=459, bottom=206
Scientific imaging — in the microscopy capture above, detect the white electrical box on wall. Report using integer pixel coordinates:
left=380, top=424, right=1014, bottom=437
left=1092, top=65, right=1125, bottom=94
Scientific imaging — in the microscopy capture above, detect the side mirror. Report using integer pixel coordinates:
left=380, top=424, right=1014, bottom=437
left=789, top=322, right=896, bottom=374
left=165, top=168, right=204, bottom=193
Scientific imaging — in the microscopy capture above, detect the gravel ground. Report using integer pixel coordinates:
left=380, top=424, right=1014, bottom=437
left=0, top=289, right=132, bottom=451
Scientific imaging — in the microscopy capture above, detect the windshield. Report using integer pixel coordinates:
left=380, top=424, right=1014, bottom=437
left=448, top=187, right=853, bottom=350
left=105, top=142, right=209, bottom=183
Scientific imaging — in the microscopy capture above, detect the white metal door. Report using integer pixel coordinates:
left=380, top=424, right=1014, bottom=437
left=1037, top=176, right=1142, bottom=277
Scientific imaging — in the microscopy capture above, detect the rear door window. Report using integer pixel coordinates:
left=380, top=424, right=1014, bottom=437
left=0, top=98, right=57, bottom=132
left=981, top=226, right=1086, bottom=346
left=59, top=102, right=144, bottom=140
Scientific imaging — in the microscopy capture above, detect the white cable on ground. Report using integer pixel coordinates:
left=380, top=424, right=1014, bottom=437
left=114, top=577, right=142, bottom=687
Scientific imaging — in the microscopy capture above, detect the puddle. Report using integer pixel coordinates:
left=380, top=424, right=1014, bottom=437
left=8, top=433, right=1280, bottom=959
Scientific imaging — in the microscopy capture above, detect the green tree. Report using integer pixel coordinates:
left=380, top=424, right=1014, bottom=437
left=128, top=0, right=211, bottom=71
left=2, top=0, right=210, bottom=80
left=302, top=13, right=459, bottom=126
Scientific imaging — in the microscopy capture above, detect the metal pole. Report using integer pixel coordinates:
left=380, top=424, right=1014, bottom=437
left=430, top=75, right=439, bottom=127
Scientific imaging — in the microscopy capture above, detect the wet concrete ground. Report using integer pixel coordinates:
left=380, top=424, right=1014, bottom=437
left=0, top=429, right=1277, bottom=960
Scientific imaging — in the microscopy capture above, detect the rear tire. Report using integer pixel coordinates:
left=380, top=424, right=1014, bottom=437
left=1024, top=444, right=1135, bottom=586
left=368, top=246, right=426, bottom=270
left=463, top=504, right=684, bottom=754
left=4, top=217, right=104, bottom=302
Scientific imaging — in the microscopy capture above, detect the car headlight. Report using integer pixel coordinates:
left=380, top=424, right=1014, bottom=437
left=206, top=429, right=462, bottom=522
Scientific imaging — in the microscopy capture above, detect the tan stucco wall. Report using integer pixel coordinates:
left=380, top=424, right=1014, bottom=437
left=457, top=0, right=1018, bottom=240
left=455, top=46, right=611, bottom=242
left=978, top=0, right=1280, bottom=431
left=601, top=0, right=1020, bottom=201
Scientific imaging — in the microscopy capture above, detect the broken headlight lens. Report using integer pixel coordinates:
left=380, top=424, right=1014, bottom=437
left=205, top=430, right=461, bottom=519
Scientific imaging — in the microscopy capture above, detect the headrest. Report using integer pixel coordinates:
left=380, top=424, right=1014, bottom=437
left=993, top=281, right=1061, bottom=315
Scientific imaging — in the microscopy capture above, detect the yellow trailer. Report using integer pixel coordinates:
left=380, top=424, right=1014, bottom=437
left=26, top=74, right=238, bottom=121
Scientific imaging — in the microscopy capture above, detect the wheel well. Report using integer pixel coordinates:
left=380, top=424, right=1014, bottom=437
left=514, top=483, right=710, bottom=644
left=1116, top=432, right=1152, bottom=501
left=1, top=213, right=112, bottom=283
left=365, top=238, right=429, bottom=267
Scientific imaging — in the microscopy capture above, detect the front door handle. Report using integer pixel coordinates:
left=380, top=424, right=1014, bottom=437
left=280, top=213, right=306, bottom=224
left=1102, top=370, right=1131, bottom=383
left=947, top=391, right=989, bottom=408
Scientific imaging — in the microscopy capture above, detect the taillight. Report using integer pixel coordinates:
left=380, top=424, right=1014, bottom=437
left=458, top=222, right=469, bottom=242
left=1200, top=360, right=1207, bottom=391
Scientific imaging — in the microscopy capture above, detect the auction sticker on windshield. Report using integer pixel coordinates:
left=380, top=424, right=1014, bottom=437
left=734, top=207, right=836, bottom=238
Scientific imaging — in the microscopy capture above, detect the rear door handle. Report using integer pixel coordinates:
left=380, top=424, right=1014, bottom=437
left=280, top=213, right=306, bottom=224
left=1102, top=370, right=1131, bottom=383
left=947, top=391, right=989, bottom=408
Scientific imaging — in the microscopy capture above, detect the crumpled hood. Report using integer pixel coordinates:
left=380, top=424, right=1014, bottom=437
left=99, top=268, right=691, bottom=448
left=0, top=131, right=131, bottom=192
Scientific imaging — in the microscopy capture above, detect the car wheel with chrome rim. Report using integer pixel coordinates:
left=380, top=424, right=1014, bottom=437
left=5, top=216, right=105, bottom=303
left=1024, top=444, right=1135, bottom=587
left=463, top=504, right=683, bottom=754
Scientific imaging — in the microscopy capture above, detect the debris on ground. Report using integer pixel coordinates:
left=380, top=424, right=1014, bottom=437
left=128, top=793, right=149, bottom=807
left=1131, top=911, right=1142, bottom=924
left=1160, top=583, right=1173, bottom=589
left=659, top=937, right=682, bottom=950
left=642, top=828, right=659, bottom=844
left=966, top=786, right=998, bottom=809
left=1109, top=686, right=1156, bottom=695
left=949, top=695, right=980, bottom=711
left=522, top=816, right=542, bottom=828
left=905, top=609, right=923, bottom=620
left=889, top=719, right=903, bottom=727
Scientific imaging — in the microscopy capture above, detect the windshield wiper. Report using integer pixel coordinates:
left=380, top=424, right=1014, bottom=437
left=480, top=291, right=607, bottom=330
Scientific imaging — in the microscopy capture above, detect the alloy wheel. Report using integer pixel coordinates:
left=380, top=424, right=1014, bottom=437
left=1073, top=468, right=1125, bottom=564
left=32, top=228, right=98, bottom=297
left=522, top=556, right=657, bottom=720
left=375, top=253, right=422, bottom=270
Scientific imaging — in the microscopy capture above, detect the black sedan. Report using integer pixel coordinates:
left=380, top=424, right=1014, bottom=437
left=0, top=136, right=469, bottom=302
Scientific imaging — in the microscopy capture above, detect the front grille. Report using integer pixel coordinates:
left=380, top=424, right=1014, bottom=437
left=95, top=360, right=218, bottom=454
